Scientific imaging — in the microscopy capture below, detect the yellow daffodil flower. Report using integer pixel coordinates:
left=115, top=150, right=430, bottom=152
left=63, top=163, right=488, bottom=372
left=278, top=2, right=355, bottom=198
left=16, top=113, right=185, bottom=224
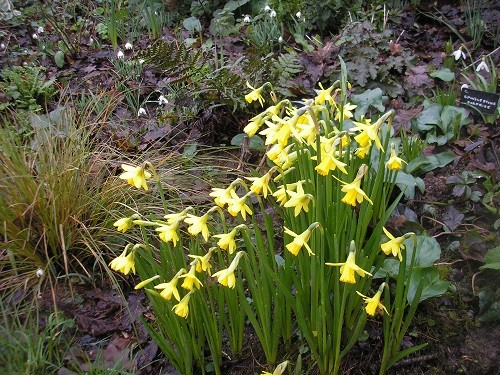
left=154, top=269, right=186, bottom=301
left=355, top=142, right=372, bottom=159
left=334, top=164, right=373, bottom=207
left=244, top=113, right=266, bottom=137
left=156, top=222, right=180, bottom=246
left=184, top=211, right=212, bottom=241
left=266, top=143, right=284, bottom=163
left=334, top=102, right=357, bottom=121
left=314, top=83, right=336, bottom=105
left=163, top=207, right=192, bottom=225
left=113, top=214, right=139, bottom=232
left=109, top=244, right=136, bottom=275
left=209, top=180, right=240, bottom=208
left=272, top=181, right=301, bottom=205
left=283, top=222, right=320, bottom=256
left=261, top=360, right=289, bottom=375
left=172, top=290, right=194, bottom=318
left=188, top=248, right=215, bottom=274
left=227, top=191, right=253, bottom=220
left=314, top=143, right=348, bottom=176
left=326, top=241, right=372, bottom=284
left=295, top=112, right=317, bottom=145
left=352, top=110, right=393, bottom=152
left=119, top=163, right=152, bottom=191
left=353, top=119, right=383, bottom=151
left=180, top=265, right=203, bottom=291
left=381, top=228, right=414, bottom=261
left=245, top=81, right=266, bottom=107
left=386, top=144, right=407, bottom=171
left=283, top=180, right=313, bottom=216
left=134, top=275, right=160, bottom=290
left=246, top=169, right=274, bottom=198
left=213, top=225, right=244, bottom=254
left=212, top=251, right=245, bottom=288
left=356, top=283, right=389, bottom=316
left=275, top=148, right=298, bottom=171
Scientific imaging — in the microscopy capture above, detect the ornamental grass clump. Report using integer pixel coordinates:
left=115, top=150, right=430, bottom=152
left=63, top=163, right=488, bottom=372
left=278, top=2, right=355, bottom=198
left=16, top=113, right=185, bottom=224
left=110, top=60, right=426, bottom=375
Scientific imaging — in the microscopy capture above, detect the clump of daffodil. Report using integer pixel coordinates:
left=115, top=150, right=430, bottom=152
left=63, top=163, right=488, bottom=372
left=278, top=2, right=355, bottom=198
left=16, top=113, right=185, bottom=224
left=154, top=268, right=187, bottom=301
left=113, top=213, right=140, bottom=232
left=262, top=360, right=289, bottom=375
left=326, top=241, right=372, bottom=284
left=119, top=162, right=153, bottom=191
left=333, top=164, right=373, bottom=207
left=109, top=244, right=138, bottom=275
left=212, top=251, right=246, bottom=288
left=357, top=282, right=389, bottom=316
left=173, top=290, right=194, bottom=318
left=283, top=222, right=320, bottom=256
left=245, top=81, right=268, bottom=107
left=381, top=228, right=415, bottom=261
left=386, top=143, right=407, bottom=171
left=180, top=264, right=203, bottom=291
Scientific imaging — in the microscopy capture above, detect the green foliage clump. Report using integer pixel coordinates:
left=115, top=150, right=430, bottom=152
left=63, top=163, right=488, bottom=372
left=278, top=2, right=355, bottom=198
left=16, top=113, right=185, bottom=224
left=335, top=20, right=415, bottom=97
left=0, top=106, right=127, bottom=284
left=0, top=66, right=57, bottom=112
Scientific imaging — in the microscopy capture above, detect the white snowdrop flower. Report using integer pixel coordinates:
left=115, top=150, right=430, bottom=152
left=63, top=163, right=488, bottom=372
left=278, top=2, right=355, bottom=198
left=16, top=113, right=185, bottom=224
left=117, top=50, right=124, bottom=59
left=296, top=11, right=301, bottom=19
left=278, top=36, right=283, bottom=43
left=36, top=268, right=44, bottom=277
left=460, top=84, right=468, bottom=90
left=37, top=26, right=44, bottom=34
left=138, top=107, right=147, bottom=117
left=476, top=59, right=489, bottom=73
left=125, top=42, right=133, bottom=50
left=270, top=10, right=277, bottom=18
left=243, top=15, right=250, bottom=23
left=0, top=43, right=5, bottom=50
left=452, top=47, right=466, bottom=61
left=158, top=95, right=168, bottom=106
left=32, top=33, right=38, bottom=40
left=139, top=58, right=145, bottom=64
left=264, top=5, right=271, bottom=12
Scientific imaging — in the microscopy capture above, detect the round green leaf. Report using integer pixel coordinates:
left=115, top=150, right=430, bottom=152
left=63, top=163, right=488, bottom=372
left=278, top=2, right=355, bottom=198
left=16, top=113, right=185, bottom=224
left=429, top=68, right=455, bottom=82
left=54, top=50, right=65, bottom=68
